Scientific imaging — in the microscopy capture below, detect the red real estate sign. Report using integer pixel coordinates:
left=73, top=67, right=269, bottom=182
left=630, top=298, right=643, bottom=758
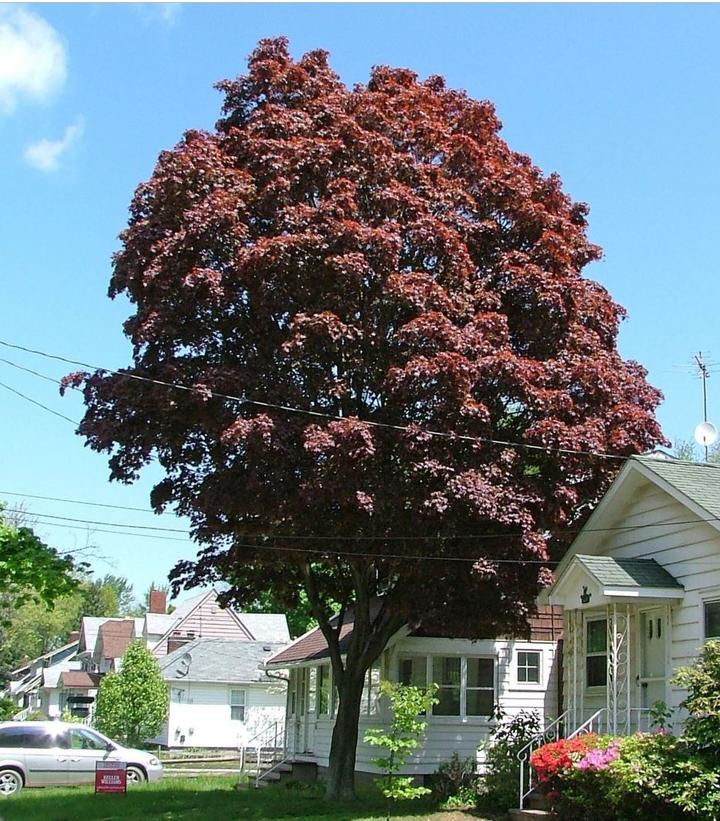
left=95, top=760, right=127, bottom=794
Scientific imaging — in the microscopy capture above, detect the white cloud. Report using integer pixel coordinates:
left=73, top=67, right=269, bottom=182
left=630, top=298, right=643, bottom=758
left=24, top=118, right=84, bottom=172
left=0, top=7, right=67, bottom=114
left=137, top=4, right=181, bottom=25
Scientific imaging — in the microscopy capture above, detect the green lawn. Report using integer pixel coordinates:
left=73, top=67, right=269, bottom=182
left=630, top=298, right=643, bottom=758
left=0, top=776, right=498, bottom=821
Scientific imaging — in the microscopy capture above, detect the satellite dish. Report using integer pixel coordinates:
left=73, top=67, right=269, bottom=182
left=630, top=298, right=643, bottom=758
left=694, top=421, right=718, bottom=447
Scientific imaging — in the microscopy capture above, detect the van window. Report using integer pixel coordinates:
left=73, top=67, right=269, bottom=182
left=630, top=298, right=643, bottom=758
left=0, top=726, right=57, bottom=749
left=66, top=728, right=108, bottom=751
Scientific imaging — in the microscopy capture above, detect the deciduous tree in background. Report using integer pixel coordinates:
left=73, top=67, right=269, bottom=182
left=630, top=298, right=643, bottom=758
left=67, top=38, right=666, bottom=798
left=94, top=641, right=168, bottom=747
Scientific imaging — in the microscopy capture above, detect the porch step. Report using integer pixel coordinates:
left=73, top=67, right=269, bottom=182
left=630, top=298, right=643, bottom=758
left=509, top=810, right=552, bottom=821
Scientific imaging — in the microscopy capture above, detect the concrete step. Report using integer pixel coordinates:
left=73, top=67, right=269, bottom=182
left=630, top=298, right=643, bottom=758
left=508, top=810, right=552, bottom=821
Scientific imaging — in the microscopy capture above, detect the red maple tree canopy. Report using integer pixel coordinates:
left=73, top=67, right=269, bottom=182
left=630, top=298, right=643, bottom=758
left=68, top=36, right=665, bottom=796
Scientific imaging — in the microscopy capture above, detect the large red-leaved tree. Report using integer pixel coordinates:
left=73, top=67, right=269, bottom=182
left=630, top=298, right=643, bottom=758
left=65, top=38, right=666, bottom=798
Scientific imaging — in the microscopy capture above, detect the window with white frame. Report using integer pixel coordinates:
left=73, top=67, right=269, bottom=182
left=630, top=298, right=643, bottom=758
left=361, top=666, right=381, bottom=715
left=171, top=687, right=186, bottom=703
left=230, top=689, right=246, bottom=721
left=398, top=655, right=495, bottom=718
left=307, top=667, right=317, bottom=716
left=586, top=619, right=607, bottom=687
left=317, top=665, right=331, bottom=715
left=705, top=600, right=720, bottom=639
left=466, top=658, right=494, bottom=715
left=399, top=656, right=427, bottom=688
left=433, top=657, right=462, bottom=715
left=516, top=650, right=541, bottom=685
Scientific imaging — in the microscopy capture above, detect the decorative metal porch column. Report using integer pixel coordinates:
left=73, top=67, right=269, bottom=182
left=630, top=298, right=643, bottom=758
left=606, top=603, right=631, bottom=735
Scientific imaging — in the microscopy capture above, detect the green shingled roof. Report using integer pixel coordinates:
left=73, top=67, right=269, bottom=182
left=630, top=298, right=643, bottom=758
left=575, top=554, right=683, bottom=589
left=634, top=456, right=720, bottom=521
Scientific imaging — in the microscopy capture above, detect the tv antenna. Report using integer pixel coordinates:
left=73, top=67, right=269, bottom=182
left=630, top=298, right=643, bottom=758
left=693, top=352, right=718, bottom=461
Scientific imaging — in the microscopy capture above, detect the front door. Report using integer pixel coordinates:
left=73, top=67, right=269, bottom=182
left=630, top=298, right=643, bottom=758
left=640, top=608, right=667, bottom=710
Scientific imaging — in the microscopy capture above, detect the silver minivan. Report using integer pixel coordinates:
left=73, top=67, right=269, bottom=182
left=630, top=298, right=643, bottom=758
left=0, top=721, right=163, bottom=796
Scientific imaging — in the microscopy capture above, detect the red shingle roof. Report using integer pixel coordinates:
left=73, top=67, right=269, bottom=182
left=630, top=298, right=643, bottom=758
left=60, top=671, right=102, bottom=689
left=267, top=604, right=564, bottom=667
left=98, top=619, right=136, bottom=659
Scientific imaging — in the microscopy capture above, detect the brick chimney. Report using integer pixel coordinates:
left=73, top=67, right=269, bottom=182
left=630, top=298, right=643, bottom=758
left=149, top=589, right=167, bottom=614
left=68, top=631, right=80, bottom=644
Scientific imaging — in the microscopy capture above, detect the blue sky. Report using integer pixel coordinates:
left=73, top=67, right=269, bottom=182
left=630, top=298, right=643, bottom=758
left=2, top=3, right=720, bottom=600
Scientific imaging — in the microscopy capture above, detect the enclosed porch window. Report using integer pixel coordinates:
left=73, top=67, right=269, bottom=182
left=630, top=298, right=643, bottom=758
left=586, top=618, right=607, bottom=687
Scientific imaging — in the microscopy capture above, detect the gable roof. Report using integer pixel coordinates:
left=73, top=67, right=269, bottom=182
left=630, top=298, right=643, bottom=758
left=159, top=638, right=286, bottom=683
left=552, top=456, right=720, bottom=580
left=636, top=457, right=720, bottom=520
left=575, top=555, right=683, bottom=589
left=97, top=619, right=136, bottom=659
left=60, top=671, right=102, bottom=689
left=267, top=604, right=563, bottom=667
left=237, top=613, right=291, bottom=643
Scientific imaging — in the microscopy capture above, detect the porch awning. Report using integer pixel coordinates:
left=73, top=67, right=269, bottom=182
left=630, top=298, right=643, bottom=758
left=545, top=554, right=684, bottom=609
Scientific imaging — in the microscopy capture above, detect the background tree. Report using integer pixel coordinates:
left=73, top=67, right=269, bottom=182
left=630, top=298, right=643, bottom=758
left=0, top=572, right=131, bottom=679
left=0, top=510, right=78, bottom=608
left=673, top=438, right=720, bottom=463
left=67, top=38, right=666, bottom=798
left=93, top=641, right=169, bottom=747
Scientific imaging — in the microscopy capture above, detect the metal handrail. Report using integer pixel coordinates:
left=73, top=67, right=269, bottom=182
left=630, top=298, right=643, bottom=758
left=567, top=708, right=607, bottom=738
left=239, top=721, right=287, bottom=788
left=516, top=711, right=569, bottom=810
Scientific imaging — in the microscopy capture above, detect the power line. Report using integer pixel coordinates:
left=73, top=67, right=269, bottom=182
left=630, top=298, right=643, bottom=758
left=4, top=499, right=720, bottom=541
left=0, top=357, right=63, bottom=387
left=0, top=381, right=79, bottom=426
left=0, top=337, right=632, bottom=462
left=0, top=490, right=173, bottom=516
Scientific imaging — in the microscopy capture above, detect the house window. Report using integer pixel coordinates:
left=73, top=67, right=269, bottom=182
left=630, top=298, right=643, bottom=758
left=362, top=666, right=381, bottom=715
left=317, top=666, right=330, bottom=715
left=433, top=657, right=461, bottom=716
left=466, top=658, right=494, bottom=716
left=516, top=651, right=541, bottom=685
left=399, top=656, right=427, bottom=688
left=307, top=668, right=317, bottom=716
left=586, top=619, right=607, bottom=687
left=705, top=601, right=720, bottom=639
left=230, top=689, right=246, bottom=721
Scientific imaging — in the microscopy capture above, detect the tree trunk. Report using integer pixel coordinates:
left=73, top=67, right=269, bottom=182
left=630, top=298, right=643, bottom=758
left=325, top=668, right=367, bottom=800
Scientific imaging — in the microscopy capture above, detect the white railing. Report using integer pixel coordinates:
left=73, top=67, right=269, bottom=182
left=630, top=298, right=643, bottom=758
left=12, top=706, right=30, bottom=722
left=518, top=707, right=658, bottom=808
left=239, top=721, right=287, bottom=788
left=517, top=711, right=569, bottom=810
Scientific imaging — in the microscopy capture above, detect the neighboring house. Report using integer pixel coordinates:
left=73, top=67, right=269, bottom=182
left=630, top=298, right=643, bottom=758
left=543, top=455, right=720, bottom=737
left=150, top=590, right=291, bottom=656
left=39, top=667, right=102, bottom=719
left=27, top=589, right=290, bottom=736
left=5, top=639, right=80, bottom=715
left=265, top=605, right=562, bottom=775
left=154, top=638, right=288, bottom=749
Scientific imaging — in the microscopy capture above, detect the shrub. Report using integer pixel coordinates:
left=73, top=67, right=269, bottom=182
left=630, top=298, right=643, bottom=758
left=673, top=639, right=720, bottom=754
left=432, top=752, right=477, bottom=802
left=476, top=709, right=541, bottom=812
left=0, top=696, right=18, bottom=721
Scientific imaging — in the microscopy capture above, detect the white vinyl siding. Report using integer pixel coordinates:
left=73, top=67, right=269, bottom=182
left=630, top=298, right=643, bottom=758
left=585, top=477, right=720, bottom=722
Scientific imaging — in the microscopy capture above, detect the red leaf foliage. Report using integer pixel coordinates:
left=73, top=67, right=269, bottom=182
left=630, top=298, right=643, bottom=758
left=69, top=37, right=666, bottom=639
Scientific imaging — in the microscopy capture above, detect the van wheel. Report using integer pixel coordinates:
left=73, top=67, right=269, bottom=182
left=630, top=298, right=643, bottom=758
left=126, top=765, right=146, bottom=785
left=0, top=769, right=23, bottom=796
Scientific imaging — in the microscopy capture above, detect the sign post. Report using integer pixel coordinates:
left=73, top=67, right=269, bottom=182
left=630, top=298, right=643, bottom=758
left=95, top=760, right=127, bottom=794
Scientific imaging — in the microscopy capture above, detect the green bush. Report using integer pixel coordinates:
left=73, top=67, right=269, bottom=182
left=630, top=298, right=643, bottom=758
left=0, top=696, right=18, bottom=720
left=673, top=639, right=720, bottom=754
left=476, top=709, right=541, bottom=812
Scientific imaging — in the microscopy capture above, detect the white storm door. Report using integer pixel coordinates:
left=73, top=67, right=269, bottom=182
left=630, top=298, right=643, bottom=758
left=639, top=609, right=667, bottom=709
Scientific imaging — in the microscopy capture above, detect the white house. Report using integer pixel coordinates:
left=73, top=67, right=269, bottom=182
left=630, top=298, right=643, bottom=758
left=266, top=604, right=562, bottom=775
left=154, top=638, right=288, bottom=749
left=543, top=455, right=720, bottom=737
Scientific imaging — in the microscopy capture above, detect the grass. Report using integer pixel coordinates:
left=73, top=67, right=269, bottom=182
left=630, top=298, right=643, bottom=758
left=0, top=776, right=500, bottom=821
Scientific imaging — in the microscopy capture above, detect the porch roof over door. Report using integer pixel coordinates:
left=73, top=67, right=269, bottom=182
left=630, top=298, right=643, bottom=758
left=548, top=554, right=684, bottom=609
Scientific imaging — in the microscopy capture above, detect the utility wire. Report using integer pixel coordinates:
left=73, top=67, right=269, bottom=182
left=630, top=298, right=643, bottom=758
left=0, top=381, right=79, bottom=426
left=0, top=338, right=633, bottom=462
left=3, top=500, right=720, bottom=541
